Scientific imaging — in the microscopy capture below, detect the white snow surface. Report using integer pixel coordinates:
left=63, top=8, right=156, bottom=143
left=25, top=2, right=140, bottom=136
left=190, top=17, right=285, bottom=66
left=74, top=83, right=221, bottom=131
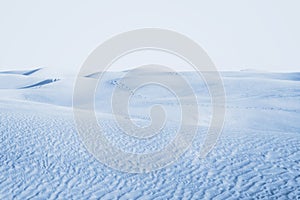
left=0, top=68, right=300, bottom=199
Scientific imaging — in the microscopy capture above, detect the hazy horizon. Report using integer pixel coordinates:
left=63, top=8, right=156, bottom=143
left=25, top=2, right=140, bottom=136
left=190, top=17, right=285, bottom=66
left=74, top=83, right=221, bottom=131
left=1, top=1, right=300, bottom=73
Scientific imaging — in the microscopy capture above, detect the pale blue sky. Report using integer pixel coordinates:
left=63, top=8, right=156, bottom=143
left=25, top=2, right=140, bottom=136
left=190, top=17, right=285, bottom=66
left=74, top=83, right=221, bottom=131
left=1, top=0, right=299, bottom=74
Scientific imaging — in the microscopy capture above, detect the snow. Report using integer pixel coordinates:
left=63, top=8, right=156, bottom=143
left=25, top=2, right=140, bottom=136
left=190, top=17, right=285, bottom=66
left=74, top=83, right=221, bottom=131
left=0, top=68, right=300, bottom=199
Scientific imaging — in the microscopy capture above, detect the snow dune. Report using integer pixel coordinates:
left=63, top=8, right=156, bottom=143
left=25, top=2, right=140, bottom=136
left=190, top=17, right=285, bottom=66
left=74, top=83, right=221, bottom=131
left=0, top=68, right=299, bottom=199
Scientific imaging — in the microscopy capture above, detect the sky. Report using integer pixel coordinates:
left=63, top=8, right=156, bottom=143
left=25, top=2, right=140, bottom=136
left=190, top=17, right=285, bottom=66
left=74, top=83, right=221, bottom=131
left=0, top=0, right=300, bottom=74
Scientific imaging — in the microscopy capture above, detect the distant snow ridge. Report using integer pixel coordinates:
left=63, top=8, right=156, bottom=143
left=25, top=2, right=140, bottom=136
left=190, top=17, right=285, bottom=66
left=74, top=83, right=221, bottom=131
left=19, top=78, right=60, bottom=89
left=0, top=68, right=42, bottom=76
left=0, top=68, right=60, bottom=90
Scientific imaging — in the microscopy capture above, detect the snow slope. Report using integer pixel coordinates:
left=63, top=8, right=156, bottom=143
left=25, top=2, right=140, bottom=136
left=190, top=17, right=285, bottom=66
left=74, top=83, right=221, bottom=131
left=0, top=69, right=300, bottom=199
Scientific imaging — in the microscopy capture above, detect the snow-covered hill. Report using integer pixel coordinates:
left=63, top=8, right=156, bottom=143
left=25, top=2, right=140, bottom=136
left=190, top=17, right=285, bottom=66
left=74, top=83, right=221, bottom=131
left=0, top=68, right=299, bottom=199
